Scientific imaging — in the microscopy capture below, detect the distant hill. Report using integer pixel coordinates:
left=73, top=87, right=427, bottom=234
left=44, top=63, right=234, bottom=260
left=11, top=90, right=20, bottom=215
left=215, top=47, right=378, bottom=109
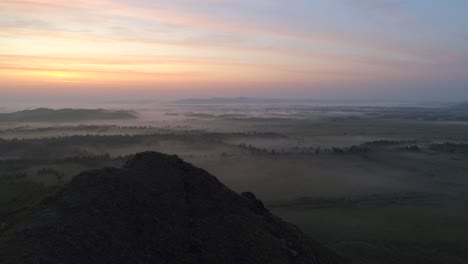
left=0, top=152, right=346, bottom=264
left=450, top=102, right=468, bottom=111
left=172, top=97, right=317, bottom=104
left=171, top=97, right=391, bottom=105
left=0, top=108, right=137, bottom=122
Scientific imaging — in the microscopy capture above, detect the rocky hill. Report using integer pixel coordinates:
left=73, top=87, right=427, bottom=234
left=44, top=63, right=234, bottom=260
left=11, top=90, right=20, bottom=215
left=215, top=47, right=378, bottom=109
left=0, top=152, right=346, bottom=264
left=0, top=108, right=136, bottom=122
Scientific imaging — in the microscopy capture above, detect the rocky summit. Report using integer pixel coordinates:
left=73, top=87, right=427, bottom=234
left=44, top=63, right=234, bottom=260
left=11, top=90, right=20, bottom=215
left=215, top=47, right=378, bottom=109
left=0, top=152, right=346, bottom=264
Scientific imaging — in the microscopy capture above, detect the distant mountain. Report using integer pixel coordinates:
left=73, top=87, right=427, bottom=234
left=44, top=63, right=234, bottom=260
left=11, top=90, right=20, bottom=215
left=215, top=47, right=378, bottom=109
left=100, top=99, right=161, bottom=105
left=450, top=102, right=468, bottom=111
left=0, top=152, right=346, bottom=264
left=171, top=97, right=318, bottom=104
left=0, top=108, right=137, bottom=122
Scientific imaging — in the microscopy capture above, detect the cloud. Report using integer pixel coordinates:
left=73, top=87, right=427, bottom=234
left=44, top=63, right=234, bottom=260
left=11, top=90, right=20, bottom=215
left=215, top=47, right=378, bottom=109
left=0, top=0, right=434, bottom=61
left=1, top=0, right=467, bottom=100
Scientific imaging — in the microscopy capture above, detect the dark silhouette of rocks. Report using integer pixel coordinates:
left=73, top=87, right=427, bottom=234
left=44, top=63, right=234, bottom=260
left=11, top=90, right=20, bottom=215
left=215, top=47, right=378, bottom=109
left=0, top=152, right=346, bottom=264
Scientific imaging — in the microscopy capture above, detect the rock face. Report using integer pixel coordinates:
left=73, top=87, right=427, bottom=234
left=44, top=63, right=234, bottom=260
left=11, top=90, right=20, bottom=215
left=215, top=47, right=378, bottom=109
left=0, top=152, right=346, bottom=264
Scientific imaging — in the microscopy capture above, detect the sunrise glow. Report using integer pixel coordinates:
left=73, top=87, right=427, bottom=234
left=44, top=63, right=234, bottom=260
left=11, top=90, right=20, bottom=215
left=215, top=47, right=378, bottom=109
left=1, top=0, right=468, bottom=100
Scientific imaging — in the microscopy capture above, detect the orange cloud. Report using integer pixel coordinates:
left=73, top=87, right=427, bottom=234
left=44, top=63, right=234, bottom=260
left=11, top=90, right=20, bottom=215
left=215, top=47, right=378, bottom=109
left=1, top=0, right=465, bottom=99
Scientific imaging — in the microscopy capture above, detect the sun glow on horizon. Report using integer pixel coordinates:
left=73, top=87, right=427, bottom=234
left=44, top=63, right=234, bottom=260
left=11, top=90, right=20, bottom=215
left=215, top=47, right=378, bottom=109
left=42, top=71, right=79, bottom=82
left=0, top=0, right=467, bottom=100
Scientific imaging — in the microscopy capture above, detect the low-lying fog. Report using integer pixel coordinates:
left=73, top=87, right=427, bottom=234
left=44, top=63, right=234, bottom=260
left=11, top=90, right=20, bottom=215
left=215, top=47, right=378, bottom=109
left=1, top=99, right=468, bottom=264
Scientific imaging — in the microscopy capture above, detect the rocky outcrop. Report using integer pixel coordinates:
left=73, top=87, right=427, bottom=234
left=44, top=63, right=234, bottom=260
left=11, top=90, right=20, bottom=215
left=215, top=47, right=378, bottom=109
left=0, top=152, right=346, bottom=264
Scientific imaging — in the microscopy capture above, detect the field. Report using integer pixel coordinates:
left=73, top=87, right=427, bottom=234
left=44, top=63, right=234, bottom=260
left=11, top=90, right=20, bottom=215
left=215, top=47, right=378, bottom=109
left=1, top=102, right=468, bottom=263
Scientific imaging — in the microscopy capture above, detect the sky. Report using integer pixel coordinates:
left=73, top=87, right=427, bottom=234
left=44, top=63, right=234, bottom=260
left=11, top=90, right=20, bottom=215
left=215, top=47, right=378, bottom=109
left=1, top=0, right=468, bottom=102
